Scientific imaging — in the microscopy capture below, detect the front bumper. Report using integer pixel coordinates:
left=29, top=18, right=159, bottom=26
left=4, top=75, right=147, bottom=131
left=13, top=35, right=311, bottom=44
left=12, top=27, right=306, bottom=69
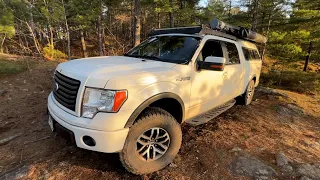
left=48, top=94, right=129, bottom=153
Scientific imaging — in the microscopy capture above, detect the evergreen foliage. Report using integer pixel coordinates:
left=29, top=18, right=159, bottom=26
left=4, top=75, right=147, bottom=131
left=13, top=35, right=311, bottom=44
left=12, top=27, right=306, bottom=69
left=0, top=0, right=318, bottom=63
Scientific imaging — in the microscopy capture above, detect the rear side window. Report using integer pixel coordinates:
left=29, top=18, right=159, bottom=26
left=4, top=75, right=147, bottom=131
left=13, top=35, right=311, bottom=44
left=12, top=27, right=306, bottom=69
left=253, top=50, right=260, bottom=59
left=224, top=42, right=240, bottom=64
left=242, top=47, right=261, bottom=61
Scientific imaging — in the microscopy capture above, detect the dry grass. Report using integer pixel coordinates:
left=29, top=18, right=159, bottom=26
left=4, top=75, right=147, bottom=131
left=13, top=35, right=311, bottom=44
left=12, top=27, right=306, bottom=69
left=1, top=56, right=320, bottom=179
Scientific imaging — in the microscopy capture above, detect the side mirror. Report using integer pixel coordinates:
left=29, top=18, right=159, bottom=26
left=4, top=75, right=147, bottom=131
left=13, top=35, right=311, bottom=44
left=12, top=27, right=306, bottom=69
left=197, top=56, right=226, bottom=71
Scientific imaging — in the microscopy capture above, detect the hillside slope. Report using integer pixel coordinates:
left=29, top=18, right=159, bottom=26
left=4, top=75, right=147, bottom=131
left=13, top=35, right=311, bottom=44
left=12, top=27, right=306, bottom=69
left=0, top=60, right=319, bottom=179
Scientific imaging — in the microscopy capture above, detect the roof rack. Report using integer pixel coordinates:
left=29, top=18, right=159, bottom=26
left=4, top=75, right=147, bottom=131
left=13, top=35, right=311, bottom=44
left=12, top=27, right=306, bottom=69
left=149, top=26, right=202, bottom=36
left=199, top=27, right=238, bottom=41
left=149, top=18, right=267, bottom=44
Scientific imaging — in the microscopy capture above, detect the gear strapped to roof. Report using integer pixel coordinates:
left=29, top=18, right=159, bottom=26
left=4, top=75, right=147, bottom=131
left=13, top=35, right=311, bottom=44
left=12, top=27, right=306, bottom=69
left=149, top=18, right=267, bottom=44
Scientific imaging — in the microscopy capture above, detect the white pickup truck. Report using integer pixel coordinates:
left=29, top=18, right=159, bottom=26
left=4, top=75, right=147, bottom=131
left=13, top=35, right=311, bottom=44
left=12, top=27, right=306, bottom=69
left=47, top=20, right=264, bottom=174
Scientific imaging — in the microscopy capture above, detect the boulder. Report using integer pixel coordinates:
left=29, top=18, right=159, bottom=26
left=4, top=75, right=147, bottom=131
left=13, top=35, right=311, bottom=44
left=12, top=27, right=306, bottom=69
left=229, top=152, right=277, bottom=179
left=296, top=163, right=320, bottom=180
left=275, top=152, right=290, bottom=167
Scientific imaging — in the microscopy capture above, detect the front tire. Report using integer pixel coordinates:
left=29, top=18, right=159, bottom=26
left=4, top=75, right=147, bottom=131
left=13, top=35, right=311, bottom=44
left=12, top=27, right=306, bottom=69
left=120, top=107, right=182, bottom=174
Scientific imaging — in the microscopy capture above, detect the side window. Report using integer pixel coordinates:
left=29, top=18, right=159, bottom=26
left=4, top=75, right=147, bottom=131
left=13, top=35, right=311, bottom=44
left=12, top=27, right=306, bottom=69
left=224, top=42, right=240, bottom=64
left=197, top=40, right=223, bottom=61
left=242, top=47, right=250, bottom=61
left=242, top=47, right=261, bottom=61
left=249, top=50, right=256, bottom=60
left=253, top=50, right=261, bottom=60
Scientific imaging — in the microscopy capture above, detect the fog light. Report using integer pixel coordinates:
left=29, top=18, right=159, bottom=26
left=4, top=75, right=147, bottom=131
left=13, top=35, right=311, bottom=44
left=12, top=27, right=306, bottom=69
left=83, top=136, right=96, bottom=147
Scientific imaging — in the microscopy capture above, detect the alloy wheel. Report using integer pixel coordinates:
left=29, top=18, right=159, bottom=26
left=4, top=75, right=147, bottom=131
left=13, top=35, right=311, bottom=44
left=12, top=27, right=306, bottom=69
left=136, top=127, right=170, bottom=162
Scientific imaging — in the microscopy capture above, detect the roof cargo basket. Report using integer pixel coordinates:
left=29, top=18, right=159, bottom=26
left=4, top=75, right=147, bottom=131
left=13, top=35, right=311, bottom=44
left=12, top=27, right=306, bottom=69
left=149, top=18, right=267, bottom=44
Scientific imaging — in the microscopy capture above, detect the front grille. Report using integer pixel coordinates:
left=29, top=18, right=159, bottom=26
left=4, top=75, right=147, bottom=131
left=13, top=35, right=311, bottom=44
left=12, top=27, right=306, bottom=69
left=53, top=71, right=80, bottom=111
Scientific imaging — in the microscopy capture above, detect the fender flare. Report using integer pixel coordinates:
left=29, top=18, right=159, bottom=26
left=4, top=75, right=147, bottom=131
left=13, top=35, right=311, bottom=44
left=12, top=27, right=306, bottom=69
left=241, top=76, right=257, bottom=96
left=124, top=92, right=185, bottom=128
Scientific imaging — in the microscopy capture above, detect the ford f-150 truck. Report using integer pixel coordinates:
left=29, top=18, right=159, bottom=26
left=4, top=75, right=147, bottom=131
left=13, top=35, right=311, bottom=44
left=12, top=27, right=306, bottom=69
left=47, top=19, right=266, bottom=174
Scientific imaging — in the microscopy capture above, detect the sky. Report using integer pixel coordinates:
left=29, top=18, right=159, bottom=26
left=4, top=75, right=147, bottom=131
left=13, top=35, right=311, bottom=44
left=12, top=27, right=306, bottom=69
left=198, top=0, right=242, bottom=8
left=198, top=0, right=208, bottom=7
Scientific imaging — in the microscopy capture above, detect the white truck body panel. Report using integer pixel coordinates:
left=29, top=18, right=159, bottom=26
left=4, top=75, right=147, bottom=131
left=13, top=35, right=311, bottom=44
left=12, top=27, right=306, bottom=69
left=47, top=34, right=262, bottom=153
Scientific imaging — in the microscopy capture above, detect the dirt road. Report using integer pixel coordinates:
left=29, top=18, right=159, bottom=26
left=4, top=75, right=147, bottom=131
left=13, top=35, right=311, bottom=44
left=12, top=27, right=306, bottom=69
left=1, top=62, right=320, bottom=179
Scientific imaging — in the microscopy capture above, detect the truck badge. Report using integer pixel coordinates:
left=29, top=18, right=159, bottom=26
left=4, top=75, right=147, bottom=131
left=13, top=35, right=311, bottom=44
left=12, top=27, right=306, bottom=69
left=176, top=77, right=191, bottom=81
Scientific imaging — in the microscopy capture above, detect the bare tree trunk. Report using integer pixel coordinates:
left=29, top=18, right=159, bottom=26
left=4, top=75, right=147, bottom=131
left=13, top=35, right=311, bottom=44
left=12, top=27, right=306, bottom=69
left=0, top=36, right=5, bottom=53
left=144, top=12, right=147, bottom=39
left=62, top=0, right=71, bottom=60
left=98, top=0, right=104, bottom=56
left=26, top=21, right=42, bottom=56
left=251, top=0, right=258, bottom=31
left=133, top=0, right=141, bottom=46
left=303, top=41, right=312, bottom=72
left=80, top=30, right=88, bottom=58
left=261, top=12, right=265, bottom=32
left=102, top=27, right=105, bottom=54
left=261, top=16, right=271, bottom=61
left=169, top=0, right=174, bottom=28
left=130, top=1, right=134, bottom=46
left=43, top=0, right=54, bottom=58
left=158, top=13, right=161, bottom=28
left=228, top=0, right=232, bottom=20
left=49, top=27, right=54, bottom=58
left=23, top=33, right=29, bottom=50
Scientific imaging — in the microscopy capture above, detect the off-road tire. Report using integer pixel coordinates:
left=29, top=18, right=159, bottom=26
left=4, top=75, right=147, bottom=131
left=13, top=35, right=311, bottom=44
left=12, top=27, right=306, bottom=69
left=237, top=80, right=255, bottom=105
left=119, top=107, right=182, bottom=175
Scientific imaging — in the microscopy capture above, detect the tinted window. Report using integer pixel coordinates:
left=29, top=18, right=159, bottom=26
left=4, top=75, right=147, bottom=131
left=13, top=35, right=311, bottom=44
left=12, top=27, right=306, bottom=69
left=242, top=48, right=250, bottom=60
left=126, top=36, right=200, bottom=64
left=197, top=40, right=223, bottom=61
left=242, top=47, right=261, bottom=61
left=225, top=42, right=240, bottom=64
left=253, top=50, right=260, bottom=59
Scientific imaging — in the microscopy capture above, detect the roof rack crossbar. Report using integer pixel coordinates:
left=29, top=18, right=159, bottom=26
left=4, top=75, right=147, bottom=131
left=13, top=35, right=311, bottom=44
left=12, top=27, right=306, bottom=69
left=149, top=26, right=202, bottom=36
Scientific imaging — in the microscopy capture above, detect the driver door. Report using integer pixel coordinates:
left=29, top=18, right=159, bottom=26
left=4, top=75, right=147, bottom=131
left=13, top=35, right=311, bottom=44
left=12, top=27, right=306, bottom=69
left=187, top=40, right=228, bottom=119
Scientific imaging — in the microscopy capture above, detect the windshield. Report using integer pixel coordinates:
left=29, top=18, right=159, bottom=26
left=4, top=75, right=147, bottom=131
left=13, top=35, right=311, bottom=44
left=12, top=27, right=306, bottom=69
left=125, top=36, right=200, bottom=64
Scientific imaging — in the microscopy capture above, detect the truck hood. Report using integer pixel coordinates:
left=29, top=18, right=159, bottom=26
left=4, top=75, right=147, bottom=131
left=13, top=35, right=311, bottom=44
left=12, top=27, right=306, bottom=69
left=56, top=56, right=176, bottom=88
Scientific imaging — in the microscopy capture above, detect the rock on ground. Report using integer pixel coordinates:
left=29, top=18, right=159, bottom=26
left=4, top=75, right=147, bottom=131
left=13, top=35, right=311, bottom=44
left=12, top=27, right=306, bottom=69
left=256, top=87, right=289, bottom=98
left=276, top=104, right=304, bottom=116
left=229, top=152, right=277, bottom=179
left=287, top=104, right=304, bottom=114
left=0, top=89, right=8, bottom=96
left=295, top=163, right=320, bottom=180
left=1, top=165, right=29, bottom=179
left=276, top=152, right=290, bottom=167
left=275, top=152, right=294, bottom=175
left=229, top=147, right=242, bottom=153
left=0, top=133, right=22, bottom=146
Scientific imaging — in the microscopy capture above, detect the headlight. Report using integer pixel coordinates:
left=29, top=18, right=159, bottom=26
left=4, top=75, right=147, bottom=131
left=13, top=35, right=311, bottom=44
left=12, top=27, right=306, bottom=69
left=82, top=88, right=127, bottom=118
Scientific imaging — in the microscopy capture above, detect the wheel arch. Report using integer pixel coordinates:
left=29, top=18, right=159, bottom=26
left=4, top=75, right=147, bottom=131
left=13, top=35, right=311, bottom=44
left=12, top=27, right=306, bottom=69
left=124, top=93, right=185, bottom=128
left=252, top=76, right=257, bottom=83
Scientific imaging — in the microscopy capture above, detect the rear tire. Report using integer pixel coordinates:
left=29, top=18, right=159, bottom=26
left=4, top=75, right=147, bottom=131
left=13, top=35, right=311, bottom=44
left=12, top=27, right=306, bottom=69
left=237, top=80, right=255, bottom=105
left=119, top=107, right=182, bottom=174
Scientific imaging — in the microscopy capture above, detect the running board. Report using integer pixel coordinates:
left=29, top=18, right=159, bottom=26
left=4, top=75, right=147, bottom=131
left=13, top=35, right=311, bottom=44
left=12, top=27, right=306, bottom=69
left=185, top=99, right=236, bottom=126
